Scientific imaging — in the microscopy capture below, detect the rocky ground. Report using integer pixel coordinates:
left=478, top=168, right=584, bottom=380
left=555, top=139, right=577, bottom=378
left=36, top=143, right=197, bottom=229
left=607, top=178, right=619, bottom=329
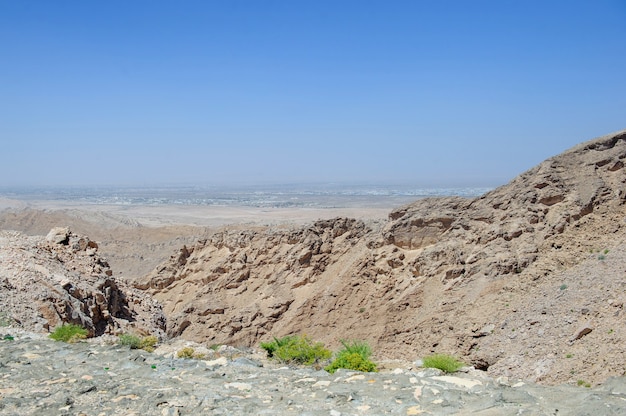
left=2, top=330, right=626, bottom=416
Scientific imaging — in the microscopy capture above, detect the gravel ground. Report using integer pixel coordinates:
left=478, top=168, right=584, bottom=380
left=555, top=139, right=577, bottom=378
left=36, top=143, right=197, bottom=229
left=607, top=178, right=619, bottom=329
left=1, top=331, right=626, bottom=415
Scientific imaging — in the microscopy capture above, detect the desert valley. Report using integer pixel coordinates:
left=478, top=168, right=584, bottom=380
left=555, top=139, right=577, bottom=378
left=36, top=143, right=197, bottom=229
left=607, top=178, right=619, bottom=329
left=2, top=129, right=626, bottom=415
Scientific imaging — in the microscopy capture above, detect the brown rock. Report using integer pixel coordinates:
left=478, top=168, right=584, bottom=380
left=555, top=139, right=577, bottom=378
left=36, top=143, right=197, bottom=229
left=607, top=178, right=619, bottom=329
left=573, top=323, right=594, bottom=340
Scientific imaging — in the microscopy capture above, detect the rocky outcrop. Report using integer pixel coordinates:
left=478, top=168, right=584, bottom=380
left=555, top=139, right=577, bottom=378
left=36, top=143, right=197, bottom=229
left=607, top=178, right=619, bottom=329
left=143, top=129, right=626, bottom=385
left=142, top=218, right=371, bottom=342
left=384, top=129, right=626, bottom=286
left=0, top=228, right=165, bottom=337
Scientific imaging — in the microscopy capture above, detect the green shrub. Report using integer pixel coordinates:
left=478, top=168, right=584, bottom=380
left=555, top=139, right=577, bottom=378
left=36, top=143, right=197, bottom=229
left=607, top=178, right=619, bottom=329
left=177, top=347, right=196, bottom=359
left=260, top=335, right=298, bottom=358
left=325, top=340, right=377, bottom=374
left=118, top=333, right=142, bottom=349
left=49, top=324, right=88, bottom=343
left=326, top=352, right=378, bottom=373
left=422, top=354, right=464, bottom=373
left=176, top=346, right=205, bottom=359
left=141, top=335, right=158, bottom=352
left=118, top=334, right=158, bottom=352
left=260, top=335, right=331, bottom=365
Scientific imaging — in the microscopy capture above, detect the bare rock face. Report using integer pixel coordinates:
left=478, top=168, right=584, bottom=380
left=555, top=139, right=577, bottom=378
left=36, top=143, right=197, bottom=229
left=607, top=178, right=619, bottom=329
left=0, top=229, right=165, bottom=337
left=142, top=218, right=370, bottom=343
left=385, top=129, right=626, bottom=286
left=144, top=129, right=626, bottom=385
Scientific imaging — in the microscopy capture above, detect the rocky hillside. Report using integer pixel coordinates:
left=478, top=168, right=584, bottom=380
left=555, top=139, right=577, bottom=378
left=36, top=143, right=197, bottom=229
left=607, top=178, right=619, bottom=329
left=144, top=129, right=626, bottom=385
left=0, top=227, right=164, bottom=337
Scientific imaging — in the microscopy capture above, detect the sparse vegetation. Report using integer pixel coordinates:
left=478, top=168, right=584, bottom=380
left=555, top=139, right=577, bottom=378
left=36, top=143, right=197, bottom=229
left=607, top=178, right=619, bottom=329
left=598, top=254, right=606, bottom=260
left=260, top=335, right=331, bottom=365
left=49, top=323, right=88, bottom=343
left=577, top=379, right=591, bottom=388
left=177, top=347, right=206, bottom=359
left=325, top=340, right=377, bottom=374
left=118, top=333, right=158, bottom=352
left=560, top=284, right=568, bottom=290
left=422, top=354, right=464, bottom=373
left=141, top=335, right=158, bottom=352
left=566, top=354, right=573, bottom=358
left=118, top=333, right=142, bottom=349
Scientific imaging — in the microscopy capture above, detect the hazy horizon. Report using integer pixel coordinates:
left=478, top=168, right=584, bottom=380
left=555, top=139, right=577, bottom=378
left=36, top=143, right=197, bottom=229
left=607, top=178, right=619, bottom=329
left=1, top=1, right=625, bottom=188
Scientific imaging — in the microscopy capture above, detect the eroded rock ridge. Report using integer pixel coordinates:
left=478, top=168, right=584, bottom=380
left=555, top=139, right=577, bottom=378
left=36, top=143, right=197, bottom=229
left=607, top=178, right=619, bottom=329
left=145, top=129, right=626, bottom=385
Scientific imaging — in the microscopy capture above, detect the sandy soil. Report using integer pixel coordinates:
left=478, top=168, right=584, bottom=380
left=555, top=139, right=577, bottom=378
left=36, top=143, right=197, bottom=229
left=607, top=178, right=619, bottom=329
left=0, top=197, right=396, bottom=228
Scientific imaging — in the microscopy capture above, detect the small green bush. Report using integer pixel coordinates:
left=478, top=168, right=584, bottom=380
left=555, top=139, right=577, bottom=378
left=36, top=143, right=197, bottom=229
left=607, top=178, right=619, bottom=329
left=577, top=379, right=591, bottom=388
left=260, top=335, right=331, bottom=365
left=422, top=354, right=464, bottom=373
left=325, top=340, right=377, bottom=374
left=176, top=346, right=206, bottom=359
left=177, top=347, right=196, bottom=359
left=119, top=333, right=142, bottom=349
left=141, top=335, right=158, bottom=352
left=118, top=333, right=158, bottom=352
left=260, top=335, right=296, bottom=358
left=49, top=324, right=88, bottom=343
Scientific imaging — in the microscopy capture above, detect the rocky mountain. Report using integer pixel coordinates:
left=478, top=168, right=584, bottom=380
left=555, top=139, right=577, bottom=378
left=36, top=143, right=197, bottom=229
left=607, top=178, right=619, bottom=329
left=143, top=129, right=626, bottom=385
left=0, top=227, right=164, bottom=337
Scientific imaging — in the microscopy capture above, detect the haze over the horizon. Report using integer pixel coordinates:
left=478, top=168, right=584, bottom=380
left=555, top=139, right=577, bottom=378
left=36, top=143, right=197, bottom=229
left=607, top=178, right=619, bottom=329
left=1, top=1, right=625, bottom=188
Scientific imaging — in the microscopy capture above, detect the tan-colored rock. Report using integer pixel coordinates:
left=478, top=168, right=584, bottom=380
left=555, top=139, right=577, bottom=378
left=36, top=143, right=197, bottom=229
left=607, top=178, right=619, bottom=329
left=46, top=226, right=70, bottom=244
left=141, top=129, right=626, bottom=386
left=0, top=229, right=165, bottom=337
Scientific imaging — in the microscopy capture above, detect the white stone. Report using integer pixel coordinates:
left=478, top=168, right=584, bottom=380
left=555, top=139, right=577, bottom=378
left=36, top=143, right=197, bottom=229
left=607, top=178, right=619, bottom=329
left=204, top=357, right=228, bottom=367
left=431, top=375, right=482, bottom=389
left=295, top=377, right=316, bottom=383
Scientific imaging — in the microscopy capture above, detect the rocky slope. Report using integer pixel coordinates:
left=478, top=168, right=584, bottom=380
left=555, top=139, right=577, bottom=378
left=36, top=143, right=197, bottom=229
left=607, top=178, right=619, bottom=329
left=0, top=228, right=164, bottom=337
left=143, top=129, right=626, bottom=385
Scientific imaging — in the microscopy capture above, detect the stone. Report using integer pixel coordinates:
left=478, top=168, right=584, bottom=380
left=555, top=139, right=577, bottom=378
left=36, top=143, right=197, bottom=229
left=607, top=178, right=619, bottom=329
left=46, top=227, right=70, bottom=244
left=0, top=229, right=165, bottom=338
left=573, top=323, right=593, bottom=340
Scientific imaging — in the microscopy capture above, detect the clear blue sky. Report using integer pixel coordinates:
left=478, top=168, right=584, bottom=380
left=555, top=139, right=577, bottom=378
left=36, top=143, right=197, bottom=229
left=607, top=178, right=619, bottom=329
left=1, top=1, right=625, bottom=187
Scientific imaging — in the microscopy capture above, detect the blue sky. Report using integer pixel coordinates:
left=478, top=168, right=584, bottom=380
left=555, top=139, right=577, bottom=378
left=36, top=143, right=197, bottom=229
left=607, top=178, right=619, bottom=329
left=1, top=1, right=625, bottom=187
